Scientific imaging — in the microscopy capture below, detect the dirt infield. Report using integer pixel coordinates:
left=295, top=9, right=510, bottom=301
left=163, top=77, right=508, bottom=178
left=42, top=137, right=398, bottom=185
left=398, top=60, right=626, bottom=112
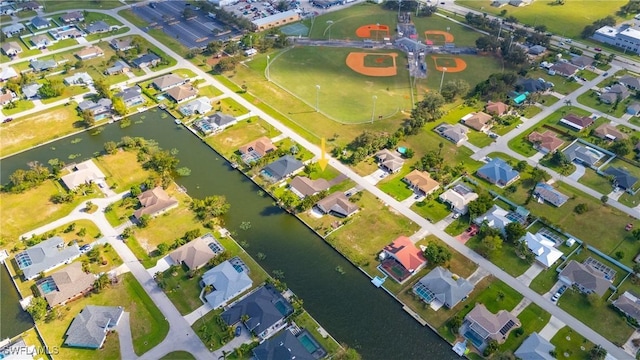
left=424, top=30, right=454, bottom=44
left=431, top=56, right=467, bottom=73
left=346, top=52, right=397, bottom=77
left=356, top=24, right=390, bottom=38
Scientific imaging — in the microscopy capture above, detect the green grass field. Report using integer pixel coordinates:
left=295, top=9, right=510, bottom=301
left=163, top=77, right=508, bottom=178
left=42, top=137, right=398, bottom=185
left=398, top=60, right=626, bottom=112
left=416, top=54, right=503, bottom=93
left=454, top=0, right=629, bottom=39
left=269, top=46, right=411, bottom=123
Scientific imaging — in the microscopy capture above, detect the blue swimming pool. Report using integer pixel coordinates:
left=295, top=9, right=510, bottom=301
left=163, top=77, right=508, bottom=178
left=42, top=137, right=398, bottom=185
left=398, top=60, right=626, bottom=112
left=39, top=278, right=57, bottom=294
left=397, top=146, right=407, bottom=154
left=299, top=333, right=318, bottom=353
left=464, top=330, right=484, bottom=348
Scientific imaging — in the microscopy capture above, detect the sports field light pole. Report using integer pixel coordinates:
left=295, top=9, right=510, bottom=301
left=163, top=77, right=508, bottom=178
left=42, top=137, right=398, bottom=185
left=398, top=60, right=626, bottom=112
left=326, top=20, right=334, bottom=41
left=376, top=23, right=379, bottom=42
left=371, top=95, right=377, bottom=123
left=439, top=67, right=447, bottom=93
left=315, top=85, right=321, bottom=112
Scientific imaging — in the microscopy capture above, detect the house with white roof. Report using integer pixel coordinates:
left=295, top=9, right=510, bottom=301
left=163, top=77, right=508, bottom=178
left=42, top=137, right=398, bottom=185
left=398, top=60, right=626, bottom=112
left=474, top=205, right=513, bottom=233
left=522, top=232, right=563, bottom=268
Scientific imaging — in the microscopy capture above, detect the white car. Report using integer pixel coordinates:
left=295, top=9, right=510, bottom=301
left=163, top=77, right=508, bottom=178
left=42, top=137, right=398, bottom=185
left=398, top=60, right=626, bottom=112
left=551, top=293, right=560, bottom=303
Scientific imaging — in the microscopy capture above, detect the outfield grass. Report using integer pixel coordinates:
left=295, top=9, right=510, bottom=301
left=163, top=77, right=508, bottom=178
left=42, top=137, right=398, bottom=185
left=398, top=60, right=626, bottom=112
left=454, top=0, right=628, bottom=39
left=269, top=46, right=411, bottom=123
left=0, top=104, right=83, bottom=157
left=416, top=54, right=503, bottom=93
left=37, top=272, right=168, bottom=360
left=94, top=150, right=153, bottom=193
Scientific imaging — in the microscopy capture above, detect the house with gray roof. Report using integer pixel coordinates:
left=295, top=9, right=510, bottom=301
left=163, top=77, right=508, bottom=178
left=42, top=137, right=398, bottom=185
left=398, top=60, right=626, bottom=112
left=533, top=182, right=569, bottom=207
left=474, top=205, right=513, bottom=233
left=600, top=84, right=630, bottom=104
left=528, top=45, right=546, bottom=55
left=261, top=155, right=304, bottom=183
left=1, top=41, right=22, bottom=57
left=570, top=55, right=593, bottom=69
left=60, top=11, right=84, bottom=24
left=559, top=260, right=611, bottom=296
left=78, top=98, right=112, bottom=117
left=208, top=112, right=237, bottom=132
left=0, top=67, right=18, bottom=81
left=563, top=143, right=604, bottom=167
left=105, top=60, right=130, bottom=75
left=201, top=260, right=253, bottom=309
left=462, top=303, right=520, bottom=349
left=22, top=83, right=42, bottom=99
left=0, top=4, right=15, bottom=15
left=375, top=149, right=404, bottom=173
left=110, top=37, right=134, bottom=51
left=550, top=62, right=579, bottom=77
left=221, top=285, right=294, bottom=340
left=31, top=16, right=51, bottom=30
left=17, top=1, right=43, bottom=11
left=620, top=75, right=640, bottom=91
left=115, top=86, right=144, bottom=108
left=627, top=102, right=640, bottom=115
left=604, top=167, right=638, bottom=191
left=289, top=176, right=330, bottom=198
left=131, top=52, right=161, bottom=69
left=15, top=236, right=81, bottom=281
left=179, top=97, right=212, bottom=116
left=315, top=191, right=359, bottom=218
left=3, top=23, right=25, bottom=37
left=435, top=123, right=468, bottom=145
left=152, top=73, right=185, bottom=91
left=476, top=158, right=520, bottom=187
left=38, top=262, right=96, bottom=307
left=613, top=291, right=640, bottom=323
left=169, top=235, right=216, bottom=271
left=64, top=72, right=93, bottom=86
left=64, top=306, right=123, bottom=349
left=517, top=78, right=553, bottom=93
left=514, top=332, right=555, bottom=360
left=85, top=21, right=110, bottom=34
left=30, top=34, right=52, bottom=49
left=412, top=267, right=474, bottom=309
left=30, top=59, right=57, bottom=72
left=253, top=329, right=326, bottom=360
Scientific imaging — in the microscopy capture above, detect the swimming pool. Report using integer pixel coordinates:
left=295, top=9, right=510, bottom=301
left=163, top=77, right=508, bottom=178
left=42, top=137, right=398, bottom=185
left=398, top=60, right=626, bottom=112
left=39, top=278, right=57, bottom=294
left=464, top=329, right=484, bottom=348
left=298, top=333, right=318, bottom=353
left=397, top=146, right=407, bottom=154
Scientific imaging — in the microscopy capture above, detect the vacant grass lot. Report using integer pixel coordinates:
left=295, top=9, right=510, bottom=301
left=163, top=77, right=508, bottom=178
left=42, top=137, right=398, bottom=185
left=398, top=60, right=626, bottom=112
left=0, top=181, right=99, bottom=249
left=0, top=104, right=83, bottom=158
left=550, top=326, right=594, bottom=360
left=269, top=46, right=411, bottom=123
left=325, top=191, right=420, bottom=270
left=205, top=117, right=281, bottom=158
left=454, top=0, right=628, bottom=39
left=411, top=197, right=451, bottom=223
left=558, top=287, right=633, bottom=345
left=37, top=272, right=168, bottom=360
left=466, top=236, right=532, bottom=277
left=94, top=150, right=153, bottom=193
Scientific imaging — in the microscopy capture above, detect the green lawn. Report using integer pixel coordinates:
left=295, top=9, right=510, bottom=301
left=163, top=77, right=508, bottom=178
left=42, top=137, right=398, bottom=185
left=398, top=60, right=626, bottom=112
left=205, top=117, right=281, bottom=157
left=216, top=97, right=250, bottom=117
left=466, top=236, right=532, bottom=277
left=577, top=168, right=613, bottom=195
left=507, top=133, right=538, bottom=157
left=454, top=0, right=629, bottom=39
left=527, top=69, right=582, bottom=95
left=444, top=215, right=471, bottom=236
left=44, top=1, right=123, bottom=12
left=197, top=85, right=224, bottom=98
left=539, top=94, right=560, bottom=106
left=160, top=351, right=196, bottom=360
left=529, top=262, right=563, bottom=295
left=94, top=150, right=153, bottom=193
left=118, top=9, right=149, bottom=28
left=467, top=130, right=494, bottom=148
left=269, top=46, right=411, bottom=124
left=83, top=11, right=124, bottom=26
left=501, top=303, right=551, bottom=353
left=411, top=197, right=452, bottom=223
left=37, top=273, right=169, bottom=360
left=1, top=99, right=35, bottom=116
left=377, top=167, right=414, bottom=201
left=619, top=191, right=640, bottom=208
left=577, top=69, right=599, bottom=81
left=521, top=105, right=543, bottom=119
left=48, top=38, right=79, bottom=51
left=292, top=311, right=342, bottom=354
left=558, top=288, right=633, bottom=345
left=550, top=326, right=594, bottom=360
left=325, top=191, right=420, bottom=269
left=16, top=10, right=36, bottom=18
left=415, top=54, right=503, bottom=95
left=105, top=197, right=137, bottom=227
left=576, top=90, right=630, bottom=118
left=159, top=264, right=205, bottom=315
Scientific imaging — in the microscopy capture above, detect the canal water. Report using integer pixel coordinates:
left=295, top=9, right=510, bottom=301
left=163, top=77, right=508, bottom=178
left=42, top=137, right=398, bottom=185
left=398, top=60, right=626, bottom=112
left=1, top=109, right=457, bottom=359
left=0, top=265, right=33, bottom=339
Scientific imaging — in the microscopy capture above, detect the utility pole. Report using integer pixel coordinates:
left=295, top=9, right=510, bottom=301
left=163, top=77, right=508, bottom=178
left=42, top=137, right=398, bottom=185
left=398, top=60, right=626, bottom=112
left=439, top=67, right=447, bottom=92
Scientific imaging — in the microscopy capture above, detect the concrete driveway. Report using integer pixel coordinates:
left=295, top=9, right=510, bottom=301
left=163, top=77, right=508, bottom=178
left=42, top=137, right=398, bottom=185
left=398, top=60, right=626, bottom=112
left=516, top=263, right=545, bottom=287
left=364, top=169, right=387, bottom=185
left=567, top=163, right=586, bottom=181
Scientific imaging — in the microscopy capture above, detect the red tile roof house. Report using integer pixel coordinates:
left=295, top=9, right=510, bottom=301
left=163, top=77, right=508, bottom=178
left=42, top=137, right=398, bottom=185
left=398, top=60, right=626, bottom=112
left=461, top=111, right=493, bottom=132
left=133, top=186, right=179, bottom=219
left=560, top=113, right=594, bottom=132
left=379, top=236, right=427, bottom=284
left=527, top=130, right=565, bottom=153
left=485, top=101, right=509, bottom=116
left=238, top=136, right=277, bottom=164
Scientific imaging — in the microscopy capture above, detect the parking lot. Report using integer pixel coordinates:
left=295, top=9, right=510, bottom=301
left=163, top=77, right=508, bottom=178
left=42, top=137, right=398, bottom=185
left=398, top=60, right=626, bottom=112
left=131, top=0, right=241, bottom=50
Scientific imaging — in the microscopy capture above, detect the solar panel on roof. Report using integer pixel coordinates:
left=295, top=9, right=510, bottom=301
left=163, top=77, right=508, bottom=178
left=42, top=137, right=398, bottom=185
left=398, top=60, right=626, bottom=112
left=499, top=320, right=516, bottom=335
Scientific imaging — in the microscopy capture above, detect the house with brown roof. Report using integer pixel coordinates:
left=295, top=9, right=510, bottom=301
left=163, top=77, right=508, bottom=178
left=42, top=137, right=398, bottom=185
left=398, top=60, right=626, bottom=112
left=38, top=262, right=96, bottom=307
left=435, top=123, right=468, bottom=145
left=462, top=304, right=521, bottom=349
left=75, top=46, right=104, bottom=60
left=166, top=85, right=198, bottom=103
left=152, top=74, right=185, bottom=92
left=60, top=11, right=84, bottom=24
left=169, top=235, right=216, bottom=270
left=485, top=101, right=508, bottom=116
left=550, top=62, right=579, bottom=77
left=600, top=84, right=630, bottom=104
left=0, top=91, right=17, bottom=107
left=528, top=130, right=565, bottom=153
left=613, top=291, right=640, bottom=323
left=461, top=112, right=493, bottom=132
left=594, top=123, right=628, bottom=141
left=402, top=170, right=440, bottom=196
left=380, top=236, right=427, bottom=283
left=110, top=37, right=134, bottom=52
left=133, top=186, right=179, bottom=219
left=1, top=41, right=22, bottom=57
left=289, top=176, right=330, bottom=198
left=558, top=260, right=611, bottom=296
left=375, top=149, right=404, bottom=173
left=560, top=113, right=594, bottom=131
left=315, top=192, right=359, bottom=218
left=239, top=137, right=277, bottom=164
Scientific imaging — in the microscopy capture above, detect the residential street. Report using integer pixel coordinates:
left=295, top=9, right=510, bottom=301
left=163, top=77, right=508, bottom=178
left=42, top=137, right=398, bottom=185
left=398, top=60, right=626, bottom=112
left=5, top=2, right=638, bottom=359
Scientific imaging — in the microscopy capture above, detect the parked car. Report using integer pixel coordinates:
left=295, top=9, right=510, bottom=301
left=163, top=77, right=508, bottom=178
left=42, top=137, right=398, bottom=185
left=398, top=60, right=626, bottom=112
left=558, top=285, right=567, bottom=294
left=80, top=244, right=92, bottom=253
left=626, top=223, right=634, bottom=231
left=2, top=117, right=13, bottom=123
left=235, top=326, right=242, bottom=337
left=551, top=293, right=560, bottom=302
left=594, top=47, right=602, bottom=51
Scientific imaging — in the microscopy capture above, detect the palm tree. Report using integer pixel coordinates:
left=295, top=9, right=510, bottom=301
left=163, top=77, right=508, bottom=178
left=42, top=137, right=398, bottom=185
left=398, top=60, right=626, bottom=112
left=94, top=273, right=109, bottom=292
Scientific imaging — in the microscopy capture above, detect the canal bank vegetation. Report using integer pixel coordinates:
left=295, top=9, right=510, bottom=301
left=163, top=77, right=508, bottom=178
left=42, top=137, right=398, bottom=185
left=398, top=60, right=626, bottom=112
left=34, top=272, right=169, bottom=360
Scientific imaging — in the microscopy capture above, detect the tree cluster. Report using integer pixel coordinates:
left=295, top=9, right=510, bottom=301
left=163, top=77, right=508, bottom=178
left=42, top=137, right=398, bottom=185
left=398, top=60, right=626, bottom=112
left=346, top=131, right=393, bottom=164
left=465, top=13, right=502, bottom=34
left=619, top=1, right=640, bottom=16
left=581, top=16, right=616, bottom=39
left=423, top=242, right=452, bottom=266
left=37, top=80, right=64, bottom=99
left=470, top=72, right=519, bottom=102
left=191, top=195, right=231, bottom=221
left=5, top=161, right=50, bottom=193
